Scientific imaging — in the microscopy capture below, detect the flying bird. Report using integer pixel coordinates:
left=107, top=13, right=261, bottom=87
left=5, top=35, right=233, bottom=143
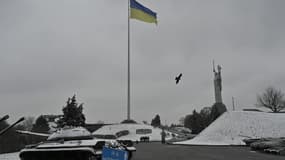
left=175, top=73, right=182, bottom=84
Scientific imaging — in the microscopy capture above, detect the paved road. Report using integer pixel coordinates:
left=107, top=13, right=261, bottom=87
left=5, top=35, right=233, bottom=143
left=132, top=142, right=284, bottom=160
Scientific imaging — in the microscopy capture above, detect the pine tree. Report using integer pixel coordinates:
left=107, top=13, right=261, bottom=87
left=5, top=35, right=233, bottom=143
left=57, top=95, right=86, bottom=127
left=151, top=114, right=161, bottom=127
left=184, top=110, right=204, bottom=134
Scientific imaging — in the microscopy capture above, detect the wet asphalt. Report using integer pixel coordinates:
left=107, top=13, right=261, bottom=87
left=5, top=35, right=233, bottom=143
left=132, top=142, right=284, bottom=160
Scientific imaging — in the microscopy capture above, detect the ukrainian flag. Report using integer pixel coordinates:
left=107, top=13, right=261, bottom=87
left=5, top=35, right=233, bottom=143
left=130, top=0, right=157, bottom=24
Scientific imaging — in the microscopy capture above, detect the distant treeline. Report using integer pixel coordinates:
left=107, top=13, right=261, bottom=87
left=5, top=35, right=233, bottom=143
left=183, top=103, right=227, bottom=134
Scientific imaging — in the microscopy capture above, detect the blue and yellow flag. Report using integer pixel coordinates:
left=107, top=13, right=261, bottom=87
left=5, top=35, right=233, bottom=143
left=130, top=0, right=157, bottom=24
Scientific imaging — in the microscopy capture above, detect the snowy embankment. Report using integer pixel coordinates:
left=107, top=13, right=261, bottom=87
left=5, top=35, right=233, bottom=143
left=0, top=152, right=19, bottom=160
left=176, top=111, right=285, bottom=145
left=93, top=123, right=171, bottom=141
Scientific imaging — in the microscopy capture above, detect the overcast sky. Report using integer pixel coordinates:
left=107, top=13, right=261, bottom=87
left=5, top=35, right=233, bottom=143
left=1, top=0, right=285, bottom=125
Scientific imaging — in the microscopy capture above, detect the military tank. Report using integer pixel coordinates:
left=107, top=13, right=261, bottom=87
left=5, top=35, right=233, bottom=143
left=18, top=126, right=136, bottom=160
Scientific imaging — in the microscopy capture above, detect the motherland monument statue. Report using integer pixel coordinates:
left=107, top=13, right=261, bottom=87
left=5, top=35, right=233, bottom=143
left=211, top=62, right=227, bottom=121
left=214, top=64, right=223, bottom=103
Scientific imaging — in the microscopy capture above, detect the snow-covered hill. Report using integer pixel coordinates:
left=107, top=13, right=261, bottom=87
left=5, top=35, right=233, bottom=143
left=93, top=123, right=172, bottom=141
left=176, top=111, right=285, bottom=145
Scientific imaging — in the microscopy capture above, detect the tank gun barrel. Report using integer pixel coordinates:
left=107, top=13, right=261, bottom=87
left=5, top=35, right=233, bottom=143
left=0, top=117, right=25, bottom=136
left=0, top=115, right=9, bottom=122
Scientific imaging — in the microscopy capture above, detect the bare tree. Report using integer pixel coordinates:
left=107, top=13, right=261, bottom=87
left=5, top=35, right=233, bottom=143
left=22, top=116, right=35, bottom=131
left=257, top=87, right=285, bottom=112
left=97, top=120, right=104, bottom=124
left=178, top=117, right=185, bottom=126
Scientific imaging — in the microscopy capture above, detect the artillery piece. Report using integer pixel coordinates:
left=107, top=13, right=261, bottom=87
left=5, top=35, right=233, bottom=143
left=0, top=116, right=25, bottom=136
left=0, top=115, right=9, bottom=123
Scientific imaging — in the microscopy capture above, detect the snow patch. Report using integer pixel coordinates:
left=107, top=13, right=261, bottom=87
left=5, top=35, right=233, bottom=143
left=48, top=126, right=91, bottom=140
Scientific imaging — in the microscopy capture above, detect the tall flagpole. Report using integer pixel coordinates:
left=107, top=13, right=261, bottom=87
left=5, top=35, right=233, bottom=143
left=127, top=0, right=131, bottom=120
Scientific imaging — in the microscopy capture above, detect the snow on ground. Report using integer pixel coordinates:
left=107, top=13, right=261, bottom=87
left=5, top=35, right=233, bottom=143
left=176, top=111, right=285, bottom=145
left=48, top=126, right=91, bottom=140
left=93, top=123, right=172, bottom=141
left=0, top=152, right=20, bottom=160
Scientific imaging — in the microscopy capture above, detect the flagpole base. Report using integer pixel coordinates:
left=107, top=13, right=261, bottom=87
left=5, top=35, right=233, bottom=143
left=121, top=119, right=137, bottom=124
